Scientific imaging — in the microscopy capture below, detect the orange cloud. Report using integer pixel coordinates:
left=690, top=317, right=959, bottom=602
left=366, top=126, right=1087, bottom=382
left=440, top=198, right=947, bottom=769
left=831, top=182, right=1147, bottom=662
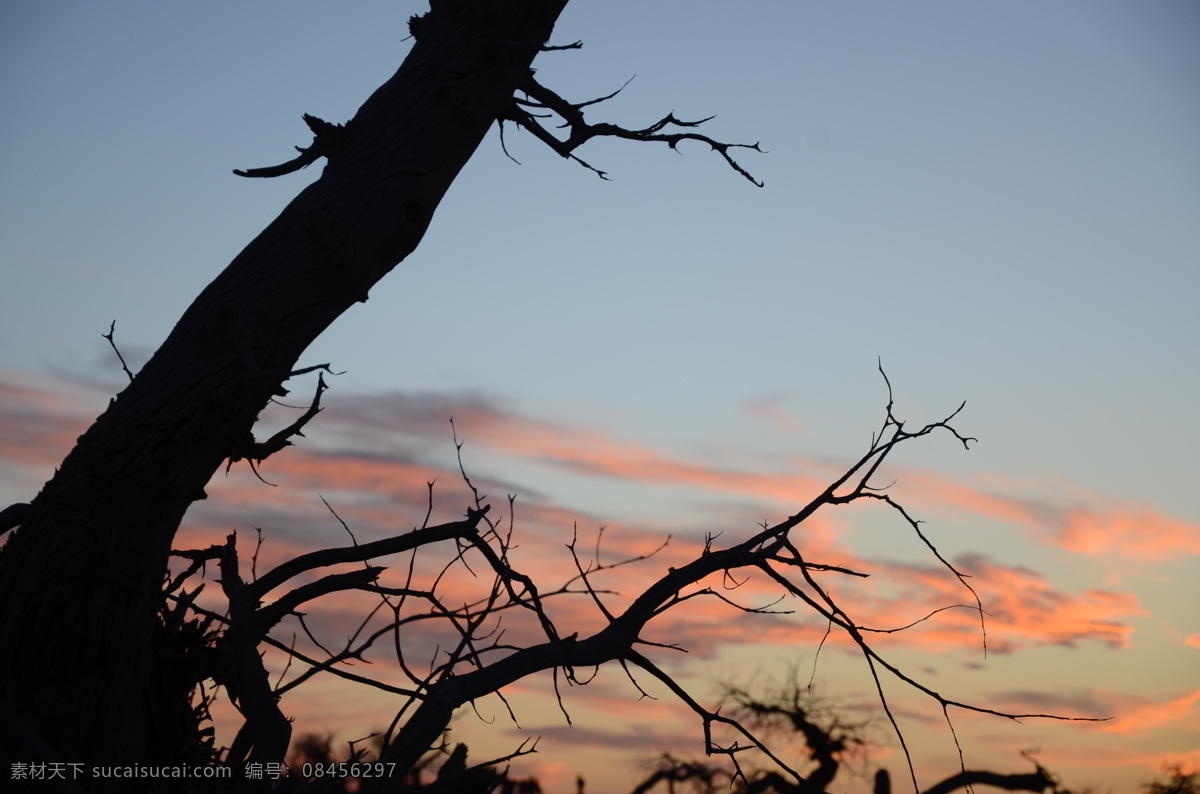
left=443, top=401, right=1199, bottom=574
left=809, top=554, right=1149, bottom=656
left=7, top=373, right=1193, bottom=794
left=858, top=466, right=1200, bottom=565
left=1095, top=690, right=1200, bottom=735
left=320, top=390, right=832, bottom=509
left=948, top=556, right=1144, bottom=651
left=9, top=375, right=1192, bottom=578
left=1057, top=507, right=1200, bottom=562
left=0, top=376, right=1160, bottom=662
left=899, top=469, right=1049, bottom=529
left=184, top=447, right=1149, bottom=662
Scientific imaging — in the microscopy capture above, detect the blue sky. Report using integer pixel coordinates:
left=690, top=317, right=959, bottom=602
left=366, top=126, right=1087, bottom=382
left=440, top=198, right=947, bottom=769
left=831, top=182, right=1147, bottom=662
left=2, top=2, right=1198, bottom=792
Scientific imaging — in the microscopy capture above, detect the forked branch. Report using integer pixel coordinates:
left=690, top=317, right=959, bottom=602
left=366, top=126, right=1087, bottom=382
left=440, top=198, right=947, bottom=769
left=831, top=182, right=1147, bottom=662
left=502, top=73, right=765, bottom=185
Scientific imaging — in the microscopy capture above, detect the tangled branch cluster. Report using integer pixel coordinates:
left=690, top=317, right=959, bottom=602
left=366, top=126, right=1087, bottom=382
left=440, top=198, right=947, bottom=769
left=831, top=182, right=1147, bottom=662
left=164, top=368, right=1095, bottom=793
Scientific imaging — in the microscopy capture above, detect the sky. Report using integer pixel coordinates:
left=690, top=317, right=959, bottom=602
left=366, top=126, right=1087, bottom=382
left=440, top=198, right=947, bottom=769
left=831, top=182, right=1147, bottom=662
left=1, top=1, right=1198, bottom=792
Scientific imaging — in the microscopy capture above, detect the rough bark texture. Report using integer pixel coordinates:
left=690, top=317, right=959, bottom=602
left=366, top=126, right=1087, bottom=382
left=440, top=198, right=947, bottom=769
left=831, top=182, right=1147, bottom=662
left=0, top=0, right=568, bottom=775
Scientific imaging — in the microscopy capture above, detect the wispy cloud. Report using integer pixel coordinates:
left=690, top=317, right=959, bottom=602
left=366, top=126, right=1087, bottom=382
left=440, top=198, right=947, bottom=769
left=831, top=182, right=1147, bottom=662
left=0, top=375, right=99, bottom=469
left=992, top=687, right=1200, bottom=736
left=947, top=554, right=1144, bottom=651
left=1, top=373, right=1153, bottom=661
left=1094, top=689, right=1200, bottom=735
left=1056, top=507, right=1200, bottom=562
left=988, top=688, right=1113, bottom=720
left=742, top=393, right=804, bottom=433
left=11, top=372, right=1190, bottom=572
left=882, top=467, right=1200, bottom=564
left=11, top=370, right=1192, bottom=790
left=320, top=390, right=834, bottom=512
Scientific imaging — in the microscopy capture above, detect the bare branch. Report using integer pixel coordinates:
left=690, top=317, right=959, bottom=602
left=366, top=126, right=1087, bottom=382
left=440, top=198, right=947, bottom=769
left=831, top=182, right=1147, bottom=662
left=233, top=114, right=351, bottom=178
left=247, top=506, right=490, bottom=601
left=921, top=767, right=1055, bottom=794
left=503, top=73, right=765, bottom=185
left=102, top=320, right=135, bottom=382
left=226, top=372, right=330, bottom=479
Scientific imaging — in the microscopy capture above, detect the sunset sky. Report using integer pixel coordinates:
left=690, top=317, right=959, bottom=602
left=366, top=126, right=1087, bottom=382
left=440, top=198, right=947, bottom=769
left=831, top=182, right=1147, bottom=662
left=2, top=1, right=1198, bottom=792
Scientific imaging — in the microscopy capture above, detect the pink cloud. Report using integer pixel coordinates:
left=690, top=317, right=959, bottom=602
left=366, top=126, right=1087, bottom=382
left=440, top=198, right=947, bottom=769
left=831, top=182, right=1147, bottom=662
left=1056, top=507, right=1200, bottom=562
left=899, top=469, right=1050, bottom=529
left=0, top=375, right=100, bottom=468
left=2, top=375, right=1152, bottom=663
left=321, top=390, right=832, bottom=507
left=1094, top=690, right=1200, bottom=736
left=429, top=401, right=1199, bottom=573
left=3, top=367, right=1192, bottom=794
left=8, top=374, right=1191, bottom=578
left=993, top=687, right=1200, bottom=738
left=924, top=555, right=1143, bottom=651
left=871, top=466, right=1200, bottom=565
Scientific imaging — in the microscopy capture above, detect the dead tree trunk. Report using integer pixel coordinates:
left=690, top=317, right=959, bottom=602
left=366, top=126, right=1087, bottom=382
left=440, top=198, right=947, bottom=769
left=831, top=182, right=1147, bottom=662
left=0, top=0, right=568, bottom=771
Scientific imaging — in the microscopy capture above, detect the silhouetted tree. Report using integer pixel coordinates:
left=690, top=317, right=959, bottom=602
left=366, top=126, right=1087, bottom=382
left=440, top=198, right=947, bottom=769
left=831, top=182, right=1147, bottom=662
left=0, top=3, right=1094, bottom=794
left=722, top=675, right=870, bottom=791
left=0, top=0, right=758, bottom=785
left=1144, top=766, right=1199, bottom=794
left=625, top=674, right=1059, bottom=794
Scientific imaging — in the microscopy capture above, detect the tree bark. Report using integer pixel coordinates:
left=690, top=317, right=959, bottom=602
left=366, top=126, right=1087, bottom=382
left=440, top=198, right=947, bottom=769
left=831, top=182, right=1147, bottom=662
left=0, top=0, right=568, bottom=773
